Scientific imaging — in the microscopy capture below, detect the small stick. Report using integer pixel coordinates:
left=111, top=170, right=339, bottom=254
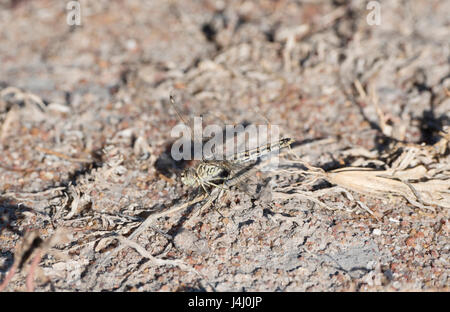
left=87, top=192, right=209, bottom=287
left=0, top=263, right=18, bottom=292
left=3, top=186, right=66, bottom=199
left=36, top=146, right=92, bottom=163
left=116, top=235, right=215, bottom=291
left=26, top=250, right=42, bottom=292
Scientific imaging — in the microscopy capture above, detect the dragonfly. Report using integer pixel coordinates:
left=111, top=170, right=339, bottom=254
left=169, top=95, right=294, bottom=194
left=180, top=138, right=294, bottom=193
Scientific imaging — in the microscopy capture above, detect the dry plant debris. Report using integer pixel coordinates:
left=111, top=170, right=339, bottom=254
left=276, top=125, right=450, bottom=211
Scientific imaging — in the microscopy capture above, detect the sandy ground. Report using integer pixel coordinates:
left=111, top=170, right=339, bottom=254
left=0, top=0, right=449, bottom=291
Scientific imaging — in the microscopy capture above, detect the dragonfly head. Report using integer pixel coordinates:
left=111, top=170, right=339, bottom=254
left=180, top=168, right=197, bottom=186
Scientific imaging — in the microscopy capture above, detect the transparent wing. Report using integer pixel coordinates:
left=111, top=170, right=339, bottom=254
left=203, top=159, right=255, bottom=174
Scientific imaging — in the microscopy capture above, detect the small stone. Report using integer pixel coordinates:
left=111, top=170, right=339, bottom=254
left=372, top=228, right=382, bottom=235
left=392, top=281, right=401, bottom=289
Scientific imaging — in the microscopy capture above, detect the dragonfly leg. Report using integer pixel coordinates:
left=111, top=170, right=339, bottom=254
left=204, top=180, right=229, bottom=191
left=200, top=182, right=210, bottom=194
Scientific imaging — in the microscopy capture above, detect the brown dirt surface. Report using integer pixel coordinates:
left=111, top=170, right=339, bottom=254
left=0, top=0, right=449, bottom=291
